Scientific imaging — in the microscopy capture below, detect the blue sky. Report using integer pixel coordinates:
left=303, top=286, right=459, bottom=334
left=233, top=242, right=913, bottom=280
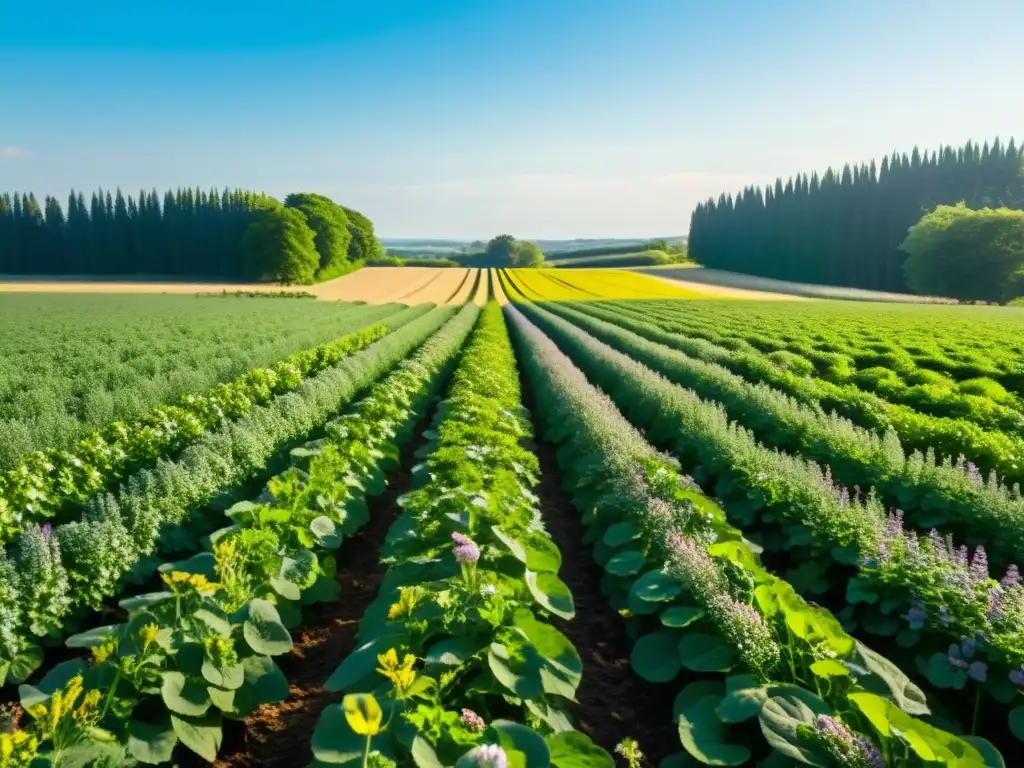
left=2, top=0, right=1022, bottom=239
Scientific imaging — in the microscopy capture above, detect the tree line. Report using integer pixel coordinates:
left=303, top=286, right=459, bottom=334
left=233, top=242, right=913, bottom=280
left=688, top=138, right=1024, bottom=292
left=0, top=187, right=382, bottom=283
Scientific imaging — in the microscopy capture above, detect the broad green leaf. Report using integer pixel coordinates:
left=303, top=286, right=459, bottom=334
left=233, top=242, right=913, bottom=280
left=489, top=720, right=551, bottom=768
left=526, top=570, right=575, bottom=620
left=525, top=534, right=562, bottom=573
left=602, top=521, right=640, bottom=548
left=170, top=712, right=223, bottom=763
left=1010, top=707, right=1024, bottom=742
left=160, top=671, right=211, bottom=717
left=425, top=636, right=482, bottom=666
left=630, top=569, right=684, bottom=603
left=311, top=516, right=342, bottom=549
left=127, top=716, right=177, bottom=764
left=547, top=730, right=614, bottom=768
left=605, top=549, right=646, bottom=577
left=660, top=606, right=705, bottom=628
left=758, top=692, right=830, bottom=767
left=675, top=681, right=751, bottom=766
left=202, top=659, right=244, bottom=690
left=849, top=640, right=929, bottom=715
left=678, top=633, right=735, bottom=673
left=631, top=631, right=682, bottom=683
left=243, top=598, right=293, bottom=656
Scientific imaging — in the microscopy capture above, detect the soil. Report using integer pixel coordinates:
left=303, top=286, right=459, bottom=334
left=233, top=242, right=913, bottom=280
left=525, top=424, right=681, bottom=764
left=211, top=428, right=427, bottom=768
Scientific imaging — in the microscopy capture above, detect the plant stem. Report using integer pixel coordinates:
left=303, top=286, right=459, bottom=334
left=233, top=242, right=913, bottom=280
left=99, top=668, right=122, bottom=722
left=361, top=734, right=371, bottom=768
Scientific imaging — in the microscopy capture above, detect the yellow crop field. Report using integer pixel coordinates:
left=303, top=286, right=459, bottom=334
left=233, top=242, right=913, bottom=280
left=501, top=267, right=714, bottom=301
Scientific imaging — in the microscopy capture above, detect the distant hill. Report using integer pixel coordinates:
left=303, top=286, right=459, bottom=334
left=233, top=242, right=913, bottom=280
left=381, top=236, right=688, bottom=259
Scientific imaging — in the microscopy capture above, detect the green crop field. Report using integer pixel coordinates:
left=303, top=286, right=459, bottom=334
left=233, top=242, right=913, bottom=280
left=2, top=272, right=1023, bottom=768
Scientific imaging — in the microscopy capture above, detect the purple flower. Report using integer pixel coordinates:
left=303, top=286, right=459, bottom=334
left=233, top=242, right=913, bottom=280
left=969, top=547, right=989, bottom=583
left=1001, top=565, right=1021, bottom=588
left=41, top=523, right=52, bottom=537
left=460, top=708, right=485, bottom=732
left=1009, top=668, right=1024, bottom=686
left=813, top=715, right=853, bottom=744
left=948, top=655, right=969, bottom=670
left=884, top=510, right=904, bottom=539
left=855, top=737, right=885, bottom=768
left=968, top=661, right=988, bottom=683
left=963, top=460, right=984, bottom=487
left=986, top=588, right=1005, bottom=622
left=904, top=605, right=926, bottom=629
left=454, top=542, right=480, bottom=565
left=467, top=744, right=507, bottom=768
left=955, top=545, right=969, bottom=569
left=451, top=532, right=471, bottom=546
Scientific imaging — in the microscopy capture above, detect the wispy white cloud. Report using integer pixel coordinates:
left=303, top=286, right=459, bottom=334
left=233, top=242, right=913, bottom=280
left=0, top=146, right=31, bottom=158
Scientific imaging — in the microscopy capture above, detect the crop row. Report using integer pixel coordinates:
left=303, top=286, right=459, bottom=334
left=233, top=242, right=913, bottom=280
left=532, top=300, right=1024, bottom=572
left=620, top=299, right=1024, bottom=437
left=513, top=301, right=1024, bottom=752
left=3, top=302, right=482, bottom=765
left=0, top=304, right=422, bottom=547
left=627, top=299, right=1024, bottom=412
left=312, top=302, right=612, bottom=766
left=0, top=305, right=458, bottom=690
left=559, top=299, right=1024, bottom=488
left=505, top=303, right=1001, bottom=767
left=0, top=295, right=402, bottom=470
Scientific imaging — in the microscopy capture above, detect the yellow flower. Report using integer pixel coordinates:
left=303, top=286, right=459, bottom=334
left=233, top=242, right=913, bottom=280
left=0, top=730, right=39, bottom=766
left=386, top=586, right=424, bottom=620
left=376, top=648, right=416, bottom=692
left=342, top=693, right=382, bottom=736
left=91, top=637, right=119, bottom=665
left=26, top=704, right=47, bottom=720
left=189, top=574, right=211, bottom=590
left=138, top=623, right=159, bottom=652
left=73, top=690, right=102, bottom=723
left=214, top=537, right=237, bottom=561
left=49, top=691, right=63, bottom=733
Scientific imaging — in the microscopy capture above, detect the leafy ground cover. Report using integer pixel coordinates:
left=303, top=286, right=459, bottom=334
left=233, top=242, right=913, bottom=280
left=513, top=299, right=1022, bottom=759
left=0, top=306, right=458, bottom=693
left=558, top=300, right=1024, bottom=485
left=507, top=303, right=1000, bottom=767
left=1, top=303, right=481, bottom=765
left=0, top=306, right=432, bottom=546
left=0, top=294, right=403, bottom=468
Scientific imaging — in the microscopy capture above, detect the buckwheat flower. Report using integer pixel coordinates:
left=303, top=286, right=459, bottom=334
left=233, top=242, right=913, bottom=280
left=986, top=588, right=1005, bottom=622
left=813, top=715, right=853, bottom=743
left=855, top=737, right=885, bottom=768
left=460, top=708, right=485, bottom=732
left=884, top=510, right=904, bottom=539
left=454, top=541, right=480, bottom=565
left=480, top=584, right=497, bottom=598
left=466, top=744, right=507, bottom=768
left=1001, top=565, right=1021, bottom=588
left=969, top=547, right=989, bottom=583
